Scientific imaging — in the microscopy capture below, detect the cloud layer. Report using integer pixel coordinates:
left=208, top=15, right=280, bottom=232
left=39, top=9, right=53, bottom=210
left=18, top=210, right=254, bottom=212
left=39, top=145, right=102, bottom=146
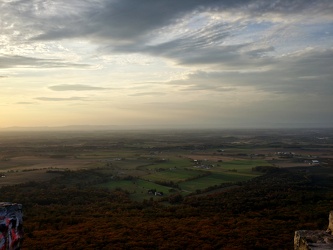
left=0, top=55, right=89, bottom=69
left=35, top=97, right=86, bottom=102
left=49, top=84, right=109, bottom=91
left=0, top=0, right=332, bottom=128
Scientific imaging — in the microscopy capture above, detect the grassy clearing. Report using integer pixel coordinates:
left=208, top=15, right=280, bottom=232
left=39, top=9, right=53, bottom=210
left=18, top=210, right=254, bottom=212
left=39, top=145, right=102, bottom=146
left=111, top=159, right=153, bottom=170
left=176, top=159, right=267, bottom=193
left=179, top=172, right=254, bottom=192
left=179, top=173, right=225, bottom=191
left=213, top=159, right=270, bottom=174
left=97, top=179, right=173, bottom=201
left=138, top=157, right=192, bottom=170
left=99, top=179, right=136, bottom=190
left=136, top=179, right=170, bottom=192
left=98, top=159, right=266, bottom=198
left=141, top=168, right=203, bottom=182
left=98, top=179, right=172, bottom=193
left=77, top=150, right=142, bottom=159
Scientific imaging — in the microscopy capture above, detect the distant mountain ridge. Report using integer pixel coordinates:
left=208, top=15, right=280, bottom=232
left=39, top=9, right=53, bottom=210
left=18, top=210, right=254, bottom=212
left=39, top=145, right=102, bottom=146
left=0, top=125, right=121, bottom=131
left=1, top=125, right=332, bottom=132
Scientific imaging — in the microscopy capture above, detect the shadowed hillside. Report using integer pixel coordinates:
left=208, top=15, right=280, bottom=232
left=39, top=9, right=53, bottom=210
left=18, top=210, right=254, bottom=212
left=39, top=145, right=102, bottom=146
left=0, top=166, right=332, bottom=249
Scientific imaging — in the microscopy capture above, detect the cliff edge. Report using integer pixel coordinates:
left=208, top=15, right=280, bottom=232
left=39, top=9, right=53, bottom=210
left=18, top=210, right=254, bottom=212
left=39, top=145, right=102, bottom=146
left=294, top=211, right=333, bottom=250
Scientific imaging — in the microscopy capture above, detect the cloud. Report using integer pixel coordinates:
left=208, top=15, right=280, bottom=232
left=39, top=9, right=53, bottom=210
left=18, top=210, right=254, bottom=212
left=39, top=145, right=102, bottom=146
left=2, top=0, right=326, bottom=47
left=32, top=0, right=220, bottom=41
left=166, top=48, right=333, bottom=95
left=16, top=102, right=35, bottom=105
left=0, top=55, right=89, bottom=69
left=86, top=1, right=330, bottom=69
left=97, top=18, right=277, bottom=70
left=129, top=92, right=166, bottom=97
left=144, top=43, right=274, bottom=69
left=0, top=0, right=331, bottom=130
left=2, top=0, right=332, bottom=71
left=49, top=84, right=109, bottom=91
left=35, top=97, right=87, bottom=101
left=27, top=0, right=331, bottom=39
left=181, top=85, right=236, bottom=92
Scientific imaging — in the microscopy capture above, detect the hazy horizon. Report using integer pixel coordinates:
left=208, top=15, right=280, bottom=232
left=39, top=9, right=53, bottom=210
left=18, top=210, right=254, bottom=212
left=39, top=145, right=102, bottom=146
left=1, top=124, right=332, bottom=132
left=1, top=0, right=332, bottom=129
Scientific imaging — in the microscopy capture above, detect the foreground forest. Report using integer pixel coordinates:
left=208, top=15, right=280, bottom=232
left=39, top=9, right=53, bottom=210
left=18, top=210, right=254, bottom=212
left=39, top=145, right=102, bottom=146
left=0, top=166, right=332, bottom=249
left=0, top=129, right=332, bottom=249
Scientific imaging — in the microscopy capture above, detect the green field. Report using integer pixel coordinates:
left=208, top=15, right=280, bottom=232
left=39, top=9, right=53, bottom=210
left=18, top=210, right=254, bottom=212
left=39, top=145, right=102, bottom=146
left=112, top=159, right=153, bottom=170
left=0, top=131, right=278, bottom=200
left=179, top=172, right=256, bottom=192
left=98, top=179, right=173, bottom=201
left=142, top=168, right=204, bottom=182
left=213, top=159, right=270, bottom=174
left=66, top=158, right=269, bottom=200
left=77, top=149, right=142, bottom=159
left=137, top=157, right=192, bottom=170
left=1, top=129, right=331, bottom=206
left=96, top=158, right=269, bottom=199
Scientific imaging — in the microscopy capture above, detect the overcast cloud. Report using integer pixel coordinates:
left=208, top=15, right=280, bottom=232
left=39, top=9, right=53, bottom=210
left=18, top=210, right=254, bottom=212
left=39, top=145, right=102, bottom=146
left=0, top=0, right=332, bottom=128
left=49, top=84, right=109, bottom=91
left=0, top=55, right=89, bottom=69
left=35, top=97, right=87, bottom=102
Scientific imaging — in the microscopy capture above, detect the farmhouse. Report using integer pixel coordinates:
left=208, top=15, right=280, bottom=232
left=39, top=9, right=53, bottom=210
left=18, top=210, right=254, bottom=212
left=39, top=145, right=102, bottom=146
left=147, top=189, right=164, bottom=196
left=276, top=152, right=295, bottom=158
left=311, top=160, right=320, bottom=165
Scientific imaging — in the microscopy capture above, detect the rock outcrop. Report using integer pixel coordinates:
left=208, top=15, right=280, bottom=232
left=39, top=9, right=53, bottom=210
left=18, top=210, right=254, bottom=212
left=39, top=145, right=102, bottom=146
left=328, top=211, right=333, bottom=235
left=294, top=211, right=333, bottom=250
left=0, top=202, right=23, bottom=250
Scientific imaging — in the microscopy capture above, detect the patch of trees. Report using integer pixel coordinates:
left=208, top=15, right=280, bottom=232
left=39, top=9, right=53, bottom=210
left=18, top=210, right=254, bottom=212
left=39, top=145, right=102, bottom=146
left=252, top=165, right=280, bottom=173
left=153, top=180, right=180, bottom=189
left=0, top=167, right=332, bottom=249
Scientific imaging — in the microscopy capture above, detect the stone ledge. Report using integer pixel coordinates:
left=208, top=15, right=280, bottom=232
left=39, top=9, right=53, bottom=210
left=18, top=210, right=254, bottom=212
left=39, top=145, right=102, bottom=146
left=295, top=211, right=333, bottom=250
left=294, top=230, right=333, bottom=250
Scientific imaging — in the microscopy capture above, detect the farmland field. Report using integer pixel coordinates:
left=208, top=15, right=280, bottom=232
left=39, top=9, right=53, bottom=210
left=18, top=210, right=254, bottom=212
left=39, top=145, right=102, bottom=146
left=1, top=128, right=332, bottom=250
left=142, top=168, right=203, bottom=182
left=179, top=172, right=250, bottom=191
left=1, top=128, right=332, bottom=201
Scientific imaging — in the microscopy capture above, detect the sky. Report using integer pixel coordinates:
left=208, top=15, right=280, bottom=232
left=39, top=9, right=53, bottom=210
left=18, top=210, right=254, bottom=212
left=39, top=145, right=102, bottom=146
left=0, top=0, right=332, bottom=129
